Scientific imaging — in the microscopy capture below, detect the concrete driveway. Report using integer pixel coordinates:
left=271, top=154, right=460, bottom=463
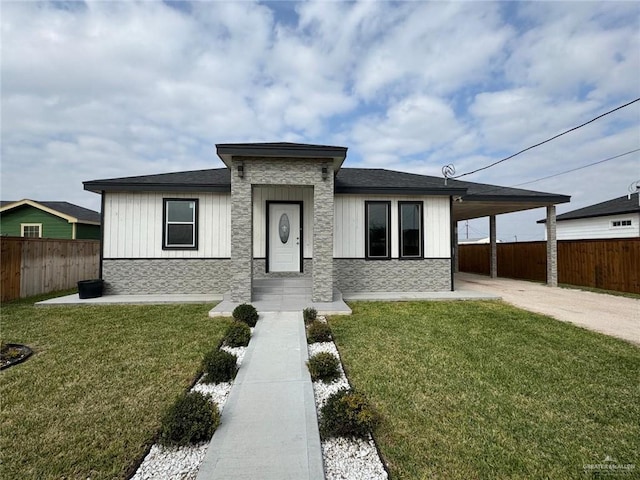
left=457, top=273, right=639, bottom=345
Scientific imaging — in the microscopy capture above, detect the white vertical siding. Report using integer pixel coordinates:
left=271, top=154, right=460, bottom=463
left=103, top=192, right=231, bottom=258
left=334, top=195, right=451, bottom=258
left=556, top=213, right=640, bottom=240
left=252, top=186, right=314, bottom=258
left=424, top=196, right=451, bottom=258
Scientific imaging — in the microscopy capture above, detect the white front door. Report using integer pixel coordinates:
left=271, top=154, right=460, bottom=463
left=268, top=203, right=301, bottom=272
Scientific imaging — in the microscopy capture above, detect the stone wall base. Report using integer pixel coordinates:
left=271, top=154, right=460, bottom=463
left=102, top=259, right=231, bottom=295
left=334, top=258, right=451, bottom=292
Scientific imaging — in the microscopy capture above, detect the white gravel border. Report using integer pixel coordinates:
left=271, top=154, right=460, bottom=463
left=132, top=318, right=389, bottom=480
left=131, top=335, right=250, bottom=480
left=310, top=316, right=389, bottom=480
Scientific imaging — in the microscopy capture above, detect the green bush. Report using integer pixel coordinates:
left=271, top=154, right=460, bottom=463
left=223, top=321, right=251, bottom=347
left=159, top=391, right=220, bottom=446
left=303, top=307, right=317, bottom=324
left=320, top=389, right=380, bottom=439
left=232, top=303, right=259, bottom=327
left=202, top=349, right=237, bottom=384
left=307, top=351, right=341, bottom=383
left=307, top=320, right=332, bottom=343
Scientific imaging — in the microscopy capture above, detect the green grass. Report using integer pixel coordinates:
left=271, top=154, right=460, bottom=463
left=0, top=294, right=231, bottom=479
left=330, top=301, right=640, bottom=480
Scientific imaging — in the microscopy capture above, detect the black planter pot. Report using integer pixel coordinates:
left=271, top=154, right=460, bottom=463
left=78, top=279, right=104, bottom=299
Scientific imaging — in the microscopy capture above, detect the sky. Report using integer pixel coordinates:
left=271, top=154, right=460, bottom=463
left=1, top=0, right=639, bottom=241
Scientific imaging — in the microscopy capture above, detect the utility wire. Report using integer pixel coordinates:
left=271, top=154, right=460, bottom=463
left=511, top=148, right=640, bottom=187
left=453, top=97, right=640, bottom=179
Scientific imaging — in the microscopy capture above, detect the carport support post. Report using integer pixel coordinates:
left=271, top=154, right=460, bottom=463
left=546, top=205, right=558, bottom=287
left=489, top=215, right=497, bottom=278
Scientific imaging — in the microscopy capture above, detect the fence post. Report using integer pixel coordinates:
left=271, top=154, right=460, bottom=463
left=490, top=215, right=497, bottom=278
left=546, top=205, right=558, bottom=287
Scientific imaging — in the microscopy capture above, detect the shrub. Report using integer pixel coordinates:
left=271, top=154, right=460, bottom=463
left=232, top=303, right=259, bottom=327
left=307, top=351, right=341, bottom=383
left=202, top=349, right=237, bottom=384
left=307, top=320, right=332, bottom=343
left=159, top=391, right=220, bottom=446
left=223, top=321, right=251, bottom=347
left=303, top=307, right=317, bottom=324
left=320, top=389, right=380, bottom=439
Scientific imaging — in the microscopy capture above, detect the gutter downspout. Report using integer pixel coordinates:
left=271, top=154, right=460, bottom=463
left=99, top=191, right=105, bottom=279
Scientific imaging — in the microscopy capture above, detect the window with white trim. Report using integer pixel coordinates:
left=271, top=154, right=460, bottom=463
left=163, top=199, right=198, bottom=249
left=21, top=223, right=42, bottom=238
left=612, top=219, right=632, bottom=227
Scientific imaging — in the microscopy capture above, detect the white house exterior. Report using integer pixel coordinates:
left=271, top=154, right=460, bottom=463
left=538, top=193, right=640, bottom=240
left=85, top=142, right=570, bottom=301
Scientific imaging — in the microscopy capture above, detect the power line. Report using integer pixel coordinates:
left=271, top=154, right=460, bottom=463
left=511, top=148, right=640, bottom=187
left=452, top=97, right=640, bottom=179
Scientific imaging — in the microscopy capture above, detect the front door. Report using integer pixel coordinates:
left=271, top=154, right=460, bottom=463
left=268, top=203, right=301, bottom=272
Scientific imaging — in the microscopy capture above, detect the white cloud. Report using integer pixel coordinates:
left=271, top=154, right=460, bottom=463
left=1, top=0, right=638, bottom=239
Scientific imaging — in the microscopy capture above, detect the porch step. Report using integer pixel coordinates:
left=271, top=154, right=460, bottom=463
left=252, top=278, right=313, bottom=301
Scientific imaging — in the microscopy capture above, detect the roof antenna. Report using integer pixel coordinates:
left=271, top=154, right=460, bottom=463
left=628, top=180, right=640, bottom=205
left=442, top=164, right=455, bottom=186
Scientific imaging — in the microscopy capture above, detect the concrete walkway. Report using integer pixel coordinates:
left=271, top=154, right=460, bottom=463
left=458, top=273, right=640, bottom=345
left=197, top=311, right=325, bottom=480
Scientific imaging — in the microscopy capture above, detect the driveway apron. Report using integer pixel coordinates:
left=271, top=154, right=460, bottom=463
left=196, top=311, right=325, bottom=480
left=457, top=273, right=639, bottom=345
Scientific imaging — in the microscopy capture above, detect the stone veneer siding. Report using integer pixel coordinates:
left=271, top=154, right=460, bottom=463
left=334, top=258, right=451, bottom=292
left=252, top=259, right=313, bottom=279
left=231, top=157, right=334, bottom=302
left=102, top=259, right=231, bottom=295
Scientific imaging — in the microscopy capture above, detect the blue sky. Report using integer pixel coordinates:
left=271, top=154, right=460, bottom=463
left=2, top=0, right=639, bottom=241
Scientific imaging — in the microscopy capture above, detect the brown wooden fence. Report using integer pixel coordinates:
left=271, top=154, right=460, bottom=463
left=458, top=238, right=640, bottom=294
left=1, top=237, right=100, bottom=302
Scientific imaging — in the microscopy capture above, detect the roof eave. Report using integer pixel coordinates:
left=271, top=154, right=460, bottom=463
left=538, top=208, right=640, bottom=223
left=216, top=143, right=348, bottom=171
left=335, top=186, right=467, bottom=196
left=0, top=199, right=79, bottom=223
left=466, top=194, right=571, bottom=204
left=83, top=182, right=231, bottom=194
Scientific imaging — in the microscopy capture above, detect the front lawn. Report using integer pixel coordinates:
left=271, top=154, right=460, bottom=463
left=0, top=296, right=230, bottom=479
left=330, top=301, right=640, bottom=480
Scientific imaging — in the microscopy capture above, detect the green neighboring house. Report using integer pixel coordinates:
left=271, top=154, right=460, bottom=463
left=0, top=199, right=101, bottom=239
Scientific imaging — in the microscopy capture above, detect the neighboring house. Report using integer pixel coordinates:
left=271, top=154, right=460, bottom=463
left=84, top=142, right=569, bottom=301
left=538, top=193, right=640, bottom=240
left=458, top=236, right=503, bottom=245
left=0, top=199, right=101, bottom=240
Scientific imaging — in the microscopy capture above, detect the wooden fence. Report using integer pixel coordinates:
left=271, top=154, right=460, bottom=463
left=458, top=238, right=640, bottom=294
left=1, top=237, right=100, bottom=302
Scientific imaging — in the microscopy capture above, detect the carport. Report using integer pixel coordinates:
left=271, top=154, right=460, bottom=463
left=448, top=178, right=571, bottom=287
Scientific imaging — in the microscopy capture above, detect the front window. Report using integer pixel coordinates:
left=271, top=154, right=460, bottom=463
left=612, top=219, right=632, bottom=227
left=21, top=224, right=42, bottom=238
left=366, top=201, right=390, bottom=259
left=163, top=199, right=198, bottom=249
left=399, top=202, right=423, bottom=258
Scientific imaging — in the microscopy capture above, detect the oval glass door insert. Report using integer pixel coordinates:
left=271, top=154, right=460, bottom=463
left=279, top=214, right=290, bottom=243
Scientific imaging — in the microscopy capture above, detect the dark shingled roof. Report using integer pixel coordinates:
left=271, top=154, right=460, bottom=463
left=84, top=166, right=569, bottom=203
left=537, top=192, right=639, bottom=223
left=84, top=168, right=232, bottom=193
left=1, top=200, right=100, bottom=223
left=337, top=168, right=569, bottom=202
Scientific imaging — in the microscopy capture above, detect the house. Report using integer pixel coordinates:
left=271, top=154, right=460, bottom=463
left=537, top=192, right=639, bottom=240
left=458, top=236, right=503, bottom=245
left=0, top=199, right=101, bottom=239
left=83, top=142, right=570, bottom=301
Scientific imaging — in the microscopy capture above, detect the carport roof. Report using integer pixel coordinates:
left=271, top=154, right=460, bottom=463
left=83, top=166, right=570, bottom=220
